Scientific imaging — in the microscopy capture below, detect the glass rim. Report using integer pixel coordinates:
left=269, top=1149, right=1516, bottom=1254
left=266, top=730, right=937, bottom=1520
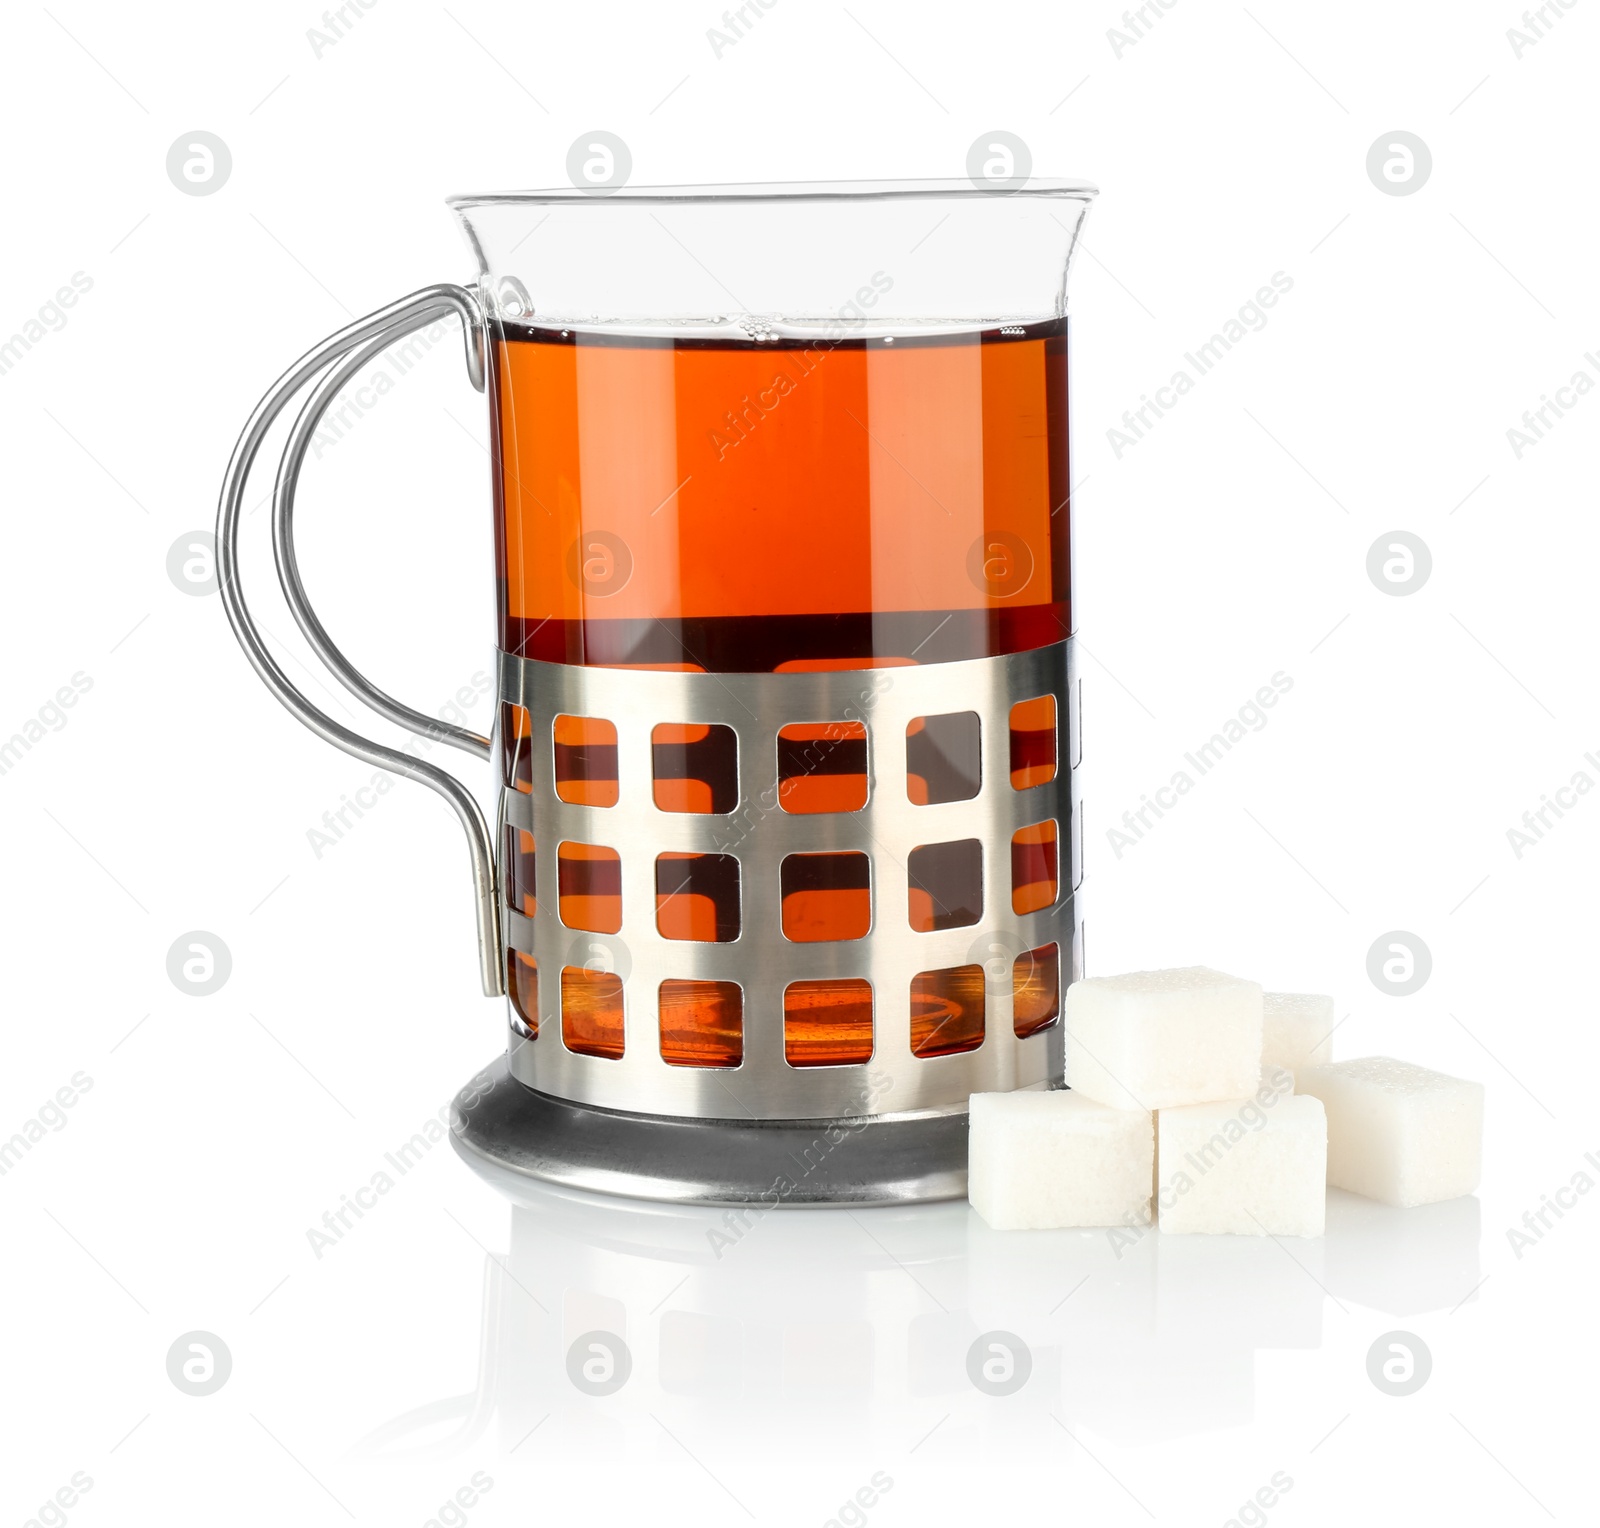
left=447, top=176, right=1098, bottom=210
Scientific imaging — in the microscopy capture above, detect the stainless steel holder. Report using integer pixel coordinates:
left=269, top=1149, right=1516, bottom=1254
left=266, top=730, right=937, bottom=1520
left=218, top=286, right=1079, bottom=1207
left=498, top=645, right=1076, bottom=1120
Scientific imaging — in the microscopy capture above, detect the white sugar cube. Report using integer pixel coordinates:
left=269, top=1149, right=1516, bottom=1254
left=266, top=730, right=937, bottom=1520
left=1064, top=967, right=1263, bottom=1110
left=968, top=1090, right=1153, bottom=1230
left=1263, top=992, right=1336, bottom=1078
left=1258, top=1064, right=1295, bottom=1099
left=1297, top=1057, right=1482, bottom=1208
left=1158, top=1093, right=1327, bottom=1237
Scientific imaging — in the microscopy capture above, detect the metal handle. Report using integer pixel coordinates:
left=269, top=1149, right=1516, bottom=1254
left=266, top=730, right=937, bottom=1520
left=215, top=284, right=506, bottom=998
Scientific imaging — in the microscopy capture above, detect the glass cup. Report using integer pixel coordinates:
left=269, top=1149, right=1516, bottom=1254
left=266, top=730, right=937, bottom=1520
left=218, top=177, right=1095, bottom=1204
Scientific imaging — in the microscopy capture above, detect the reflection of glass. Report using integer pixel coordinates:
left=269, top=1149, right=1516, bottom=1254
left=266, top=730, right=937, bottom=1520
left=349, top=1163, right=1482, bottom=1463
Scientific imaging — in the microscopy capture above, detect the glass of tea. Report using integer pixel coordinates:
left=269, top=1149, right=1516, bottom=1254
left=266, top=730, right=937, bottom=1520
left=218, top=178, right=1095, bottom=1205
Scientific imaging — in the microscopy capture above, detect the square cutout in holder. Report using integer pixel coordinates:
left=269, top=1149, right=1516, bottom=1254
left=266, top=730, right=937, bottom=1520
left=907, top=839, right=983, bottom=932
left=906, top=712, right=981, bottom=804
left=558, top=842, right=623, bottom=934
left=784, top=978, right=874, bottom=1067
left=1009, top=696, right=1057, bottom=790
left=653, top=723, right=738, bottom=814
left=503, top=826, right=536, bottom=916
left=780, top=852, right=871, bottom=942
left=656, top=853, right=741, bottom=943
left=1012, top=942, right=1060, bottom=1037
left=660, top=980, right=743, bottom=1068
left=501, top=701, right=534, bottom=793
left=1011, top=821, right=1059, bottom=915
left=562, top=966, right=623, bottom=1059
left=910, top=964, right=986, bottom=1057
left=507, top=950, right=538, bottom=1038
left=778, top=723, right=868, bottom=814
left=554, top=715, right=619, bottom=807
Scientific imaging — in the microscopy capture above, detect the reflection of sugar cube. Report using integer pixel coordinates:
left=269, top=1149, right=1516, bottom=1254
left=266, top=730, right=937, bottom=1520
left=1298, top=1057, right=1483, bottom=1208
left=1323, top=1191, right=1482, bottom=1316
left=1263, top=992, right=1336, bottom=1078
left=1158, top=1093, right=1327, bottom=1237
left=968, top=1091, right=1153, bottom=1230
left=1064, top=967, right=1262, bottom=1110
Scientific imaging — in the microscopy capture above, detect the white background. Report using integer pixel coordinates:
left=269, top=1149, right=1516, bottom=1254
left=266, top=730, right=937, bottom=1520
left=2, top=1, right=1595, bottom=1524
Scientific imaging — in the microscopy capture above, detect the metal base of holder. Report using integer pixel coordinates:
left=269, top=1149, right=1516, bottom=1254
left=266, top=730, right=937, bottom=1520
left=450, top=1054, right=969, bottom=1207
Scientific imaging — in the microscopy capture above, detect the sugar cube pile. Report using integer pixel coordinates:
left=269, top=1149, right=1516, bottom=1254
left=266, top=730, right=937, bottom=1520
left=969, top=965, right=1483, bottom=1238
